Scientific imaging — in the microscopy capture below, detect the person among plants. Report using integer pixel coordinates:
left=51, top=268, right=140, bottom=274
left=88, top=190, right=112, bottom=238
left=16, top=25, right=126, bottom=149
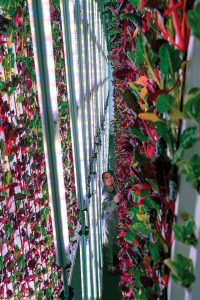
left=102, top=171, right=120, bottom=274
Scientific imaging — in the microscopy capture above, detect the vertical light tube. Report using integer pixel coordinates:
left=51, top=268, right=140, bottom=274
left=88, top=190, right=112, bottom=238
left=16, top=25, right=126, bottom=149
left=28, top=0, right=70, bottom=298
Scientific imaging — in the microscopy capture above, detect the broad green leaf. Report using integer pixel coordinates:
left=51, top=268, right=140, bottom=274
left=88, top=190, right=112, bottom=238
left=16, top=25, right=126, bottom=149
left=143, top=198, right=159, bottom=211
left=156, top=94, right=176, bottom=113
left=150, top=243, right=160, bottom=261
left=17, top=292, right=23, bottom=298
left=156, top=121, right=176, bottom=155
left=183, top=88, right=200, bottom=123
left=46, top=289, right=53, bottom=298
left=180, top=127, right=197, bottom=148
left=128, top=126, right=148, bottom=142
left=172, top=224, right=184, bottom=242
left=125, top=231, right=136, bottom=243
left=159, top=44, right=182, bottom=75
left=165, top=254, right=195, bottom=288
left=107, top=28, right=120, bottom=37
left=40, top=207, right=50, bottom=221
left=120, top=13, right=142, bottom=28
left=5, top=221, right=12, bottom=236
left=0, top=80, right=5, bottom=91
left=128, top=0, right=140, bottom=8
left=0, top=257, right=4, bottom=271
left=130, top=223, right=152, bottom=235
left=127, top=50, right=135, bottom=66
left=173, top=127, right=198, bottom=163
left=135, top=34, right=144, bottom=67
left=16, top=95, right=24, bottom=103
left=38, top=290, right=44, bottom=298
left=188, top=3, right=200, bottom=40
left=17, top=254, right=26, bottom=269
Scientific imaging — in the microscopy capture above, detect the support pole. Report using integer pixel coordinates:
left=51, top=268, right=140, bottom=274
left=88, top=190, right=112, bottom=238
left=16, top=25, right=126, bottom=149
left=28, top=0, right=70, bottom=299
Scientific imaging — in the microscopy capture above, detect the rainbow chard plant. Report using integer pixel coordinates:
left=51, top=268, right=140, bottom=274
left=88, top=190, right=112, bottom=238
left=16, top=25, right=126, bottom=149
left=104, top=0, right=199, bottom=298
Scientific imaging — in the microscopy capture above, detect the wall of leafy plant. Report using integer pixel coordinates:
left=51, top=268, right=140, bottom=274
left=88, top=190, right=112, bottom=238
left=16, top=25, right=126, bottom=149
left=0, top=0, right=77, bottom=298
left=104, top=0, right=200, bottom=299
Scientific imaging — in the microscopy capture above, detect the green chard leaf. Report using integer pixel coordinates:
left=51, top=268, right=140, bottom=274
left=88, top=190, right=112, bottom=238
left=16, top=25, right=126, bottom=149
left=128, top=126, right=148, bottom=142
left=156, top=121, right=176, bottom=155
left=159, top=44, right=182, bottom=75
left=165, top=254, right=195, bottom=288
left=188, top=3, right=200, bottom=40
left=150, top=243, right=160, bottom=262
left=125, top=231, right=136, bottom=243
left=183, top=88, right=200, bottom=123
left=173, top=127, right=198, bottom=163
left=173, top=219, right=197, bottom=246
left=128, top=0, right=140, bottom=8
left=156, top=94, right=176, bottom=113
left=120, top=13, right=142, bottom=28
left=135, top=34, right=144, bottom=67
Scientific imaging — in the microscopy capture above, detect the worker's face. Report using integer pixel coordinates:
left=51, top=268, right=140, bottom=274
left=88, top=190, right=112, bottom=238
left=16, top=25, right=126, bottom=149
left=103, top=173, right=114, bottom=187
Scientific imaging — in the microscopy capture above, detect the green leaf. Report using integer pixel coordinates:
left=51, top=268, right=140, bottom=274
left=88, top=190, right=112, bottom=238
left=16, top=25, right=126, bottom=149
left=128, top=0, right=140, bottom=8
left=135, top=34, right=144, bottom=68
left=156, top=121, right=176, bottom=155
left=173, top=127, right=198, bottom=163
left=120, top=13, right=142, bottom=28
left=107, top=28, right=121, bottom=37
left=188, top=3, right=200, bottom=40
left=128, top=126, right=148, bottom=142
left=40, top=207, right=50, bottom=221
left=130, top=223, right=152, bottom=235
left=8, top=86, right=16, bottom=96
left=125, top=231, right=136, bottom=243
left=180, top=127, right=197, bottom=148
left=123, top=90, right=139, bottom=111
left=183, top=88, right=200, bottom=123
left=17, top=254, right=26, bottom=269
left=165, top=254, right=195, bottom=288
left=17, top=292, right=23, bottom=298
left=0, top=80, right=5, bottom=91
left=159, top=44, right=182, bottom=75
left=173, top=224, right=184, bottom=242
left=38, top=290, right=44, bottom=298
left=0, top=256, right=4, bottom=271
left=46, top=288, right=53, bottom=298
left=150, top=243, right=160, bottom=261
left=5, top=221, right=12, bottom=236
left=16, top=95, right=24, bottom=103
left=127, top=50, right=135, bottom=66
left=156, top=94, right=176, bottom=113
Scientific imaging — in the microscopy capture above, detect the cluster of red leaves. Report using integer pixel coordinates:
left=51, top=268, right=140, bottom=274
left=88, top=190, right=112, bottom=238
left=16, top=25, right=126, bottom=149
left=0, top=1, right=69, bottom=298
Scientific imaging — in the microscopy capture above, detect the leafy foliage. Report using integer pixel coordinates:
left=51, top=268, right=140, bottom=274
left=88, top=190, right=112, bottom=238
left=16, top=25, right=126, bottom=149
left=165, top=254, right=195, bottom=288
left=173, top=219, right=198, bottom=246
left=188, top=3, right=200, bottom=40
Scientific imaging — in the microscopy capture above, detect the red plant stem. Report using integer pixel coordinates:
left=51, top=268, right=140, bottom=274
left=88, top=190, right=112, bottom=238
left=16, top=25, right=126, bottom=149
left=141, top=120, right=157, bottom=143
left=181, top=0, right=190, bottom=48
left=138, top=193, right=161, bottom=205
left=170, top=0, right=185, bottom=51
left=163, top=0, right=184, bottom=17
